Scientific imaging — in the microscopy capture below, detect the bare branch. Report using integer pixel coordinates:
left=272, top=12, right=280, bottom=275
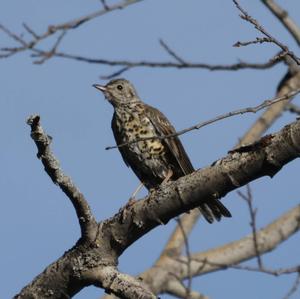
left=22, top=23, right=39, bottom=39
left=48, top=49, right=282, bottom=71
left=33, top=30, right=67, bottom=64
left=181, top=205, right=300, bottom=278
left=99, top=118, right=300, bottom=299
left=166, top=279, right=208, bottom=299
left=233, top=36, right=272, bottom=47
left=237, top=185, right=263, bottom=268
left=107, top=204, right=300, bottom=299
left=204, top=263, right=300, bottom=276
left=176, top=218, right=193, bottom=298
left=283, top=272, right=300, bottom=299
left=84, top=266, right=157, bottom=299
left=158, top=210, right=200, bottom=260
left=156, top=56, right=299, bottom=294
left=105, top=88, right=300, bottom=150
left=100, top=0, right=110, bottom=11
left=100, top=66, right=132, bottom=80
left=233, top=0, right=300, bottom=65
left=0, top=23, right=27, bottom=47
left=26, top=115, right=97, bottom=240
left=159, top=39, right=187, bottom=64
left=0, top=12, right=282, bottom=72
left=239, top=61, right=300, bottom=145
left=0, top=0, right=144, bottom=60
left=261, top=0, right=300, bottom=46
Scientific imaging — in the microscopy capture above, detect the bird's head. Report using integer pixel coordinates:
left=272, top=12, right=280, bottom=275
left=93, top=79, right=140, bottom=107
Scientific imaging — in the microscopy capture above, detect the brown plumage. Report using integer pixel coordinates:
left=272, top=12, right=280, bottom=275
left=93, top=79, right=231, bottom=223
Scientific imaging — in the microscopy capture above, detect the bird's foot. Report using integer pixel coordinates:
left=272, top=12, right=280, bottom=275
left=126, top=197, right=137, bottom=207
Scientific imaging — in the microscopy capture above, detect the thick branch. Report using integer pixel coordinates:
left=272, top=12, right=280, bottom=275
left=154, top=67, right=299, bottom=277
left=105, top=205, right=300, bottom=298
left=166, top=280, right=208, bottom=299
left=262, top=0, right=300, bottom=46
left=26, top=115, right=97, bottom=241
left=18, top=118, right=300, bottom=298
left=153, top=205, right=300, bottom=295
left=85, top=266, right=156, bottom=299
left=103, top=118, right=300, bottom=255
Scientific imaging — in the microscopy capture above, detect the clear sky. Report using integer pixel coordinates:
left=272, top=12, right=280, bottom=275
left=1, top=1, right=300, bottom=298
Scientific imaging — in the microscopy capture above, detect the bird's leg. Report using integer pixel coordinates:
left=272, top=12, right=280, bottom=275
left=126, top=182, right=144, bottom=207
left=130, top=182, right=144, bottom=199
left=162, top=169, right=173, bottom=185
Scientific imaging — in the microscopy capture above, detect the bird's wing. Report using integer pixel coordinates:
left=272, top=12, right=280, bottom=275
left=145, top=104, right=232, bottom=223
left=144, top=104, right=194, bottom=175
left=111, top=112, right=130, bottom=167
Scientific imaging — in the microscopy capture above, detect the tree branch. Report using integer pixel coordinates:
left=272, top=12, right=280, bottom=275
left=283, top=272, right=300, bottom=299
left=0, top=0, right=144, bottom=60
left=180, top=204, right=300, bottom=278
left=261, top=0, right=300, bottom=46
left=103, top=204, right=300, bottom=299
left=237, top=185, right=263, bottom=268
left=26, top=115, right=97, bottom=241
left=19, top=116, right=300, bottom=298
left=84, top=266, right=156, bottom=299
left=153, top=62, right=299, bottom=287
left=233, top=0, right=300, bottom=65
left=236, top=59, right=300, bottom=145
left=166, top=279, right=208, bottom=299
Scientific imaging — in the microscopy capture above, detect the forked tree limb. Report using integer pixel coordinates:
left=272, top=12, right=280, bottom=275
left=17, top=115, right=300, bottom=299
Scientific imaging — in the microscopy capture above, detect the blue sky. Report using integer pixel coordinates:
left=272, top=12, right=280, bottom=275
left=1, top=1, right=300, bottom=298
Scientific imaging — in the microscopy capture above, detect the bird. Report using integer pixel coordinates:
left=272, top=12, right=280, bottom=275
left=93, top=78, right=231, bottom=223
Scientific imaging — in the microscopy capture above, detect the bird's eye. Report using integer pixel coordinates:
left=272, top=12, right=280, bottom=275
left=117, top=85, right=123, bottom=90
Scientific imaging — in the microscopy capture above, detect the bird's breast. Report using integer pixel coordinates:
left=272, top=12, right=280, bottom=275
left=117, top=111, right=164, bottom=157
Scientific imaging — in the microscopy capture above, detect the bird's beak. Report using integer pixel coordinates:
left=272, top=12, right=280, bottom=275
left=93, top=84, right=107, bottom=92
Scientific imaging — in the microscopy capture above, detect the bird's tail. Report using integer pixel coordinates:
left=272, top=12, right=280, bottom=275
left=198, top=199, right=232, bottom=223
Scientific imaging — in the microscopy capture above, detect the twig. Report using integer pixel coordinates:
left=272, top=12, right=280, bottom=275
left=176, top=218, right=192, bottom=299
left=237, top=185, right=263, bottom=268
left=159, top=39, right=187, bottom=64
left=100, top=66, right=132, bottom=80
left=105, top=88, right=300, bottom=150
left=233, top=0, right=300, bottom=65
left=22, top=23, right=40, bottom=39
left=157, top=210, right=200, bottom=261
left=47, top=49, right=282, bottom=70
left=100, top=0, right=110, bottom=10
left=33, top=30, right=67, bottom=64
left=26, top=115, right=97, bottom=240
left=233, top=37, right=272, bottom=47
left=190, top=257, right=300, bottom=277
left=0, top=24, right=27, bottom=47
left=0, top=0, right=143, bottom=59
left=1, top=20, right=283, bottom=74
left=283, top=272, right=300, bottom=299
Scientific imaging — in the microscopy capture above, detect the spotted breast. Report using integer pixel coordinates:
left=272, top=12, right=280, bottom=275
left=113, top=102, right=172, bottom=188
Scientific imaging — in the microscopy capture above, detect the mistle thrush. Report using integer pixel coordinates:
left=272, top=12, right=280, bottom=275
left=93, top=79, right=231, bottom=223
